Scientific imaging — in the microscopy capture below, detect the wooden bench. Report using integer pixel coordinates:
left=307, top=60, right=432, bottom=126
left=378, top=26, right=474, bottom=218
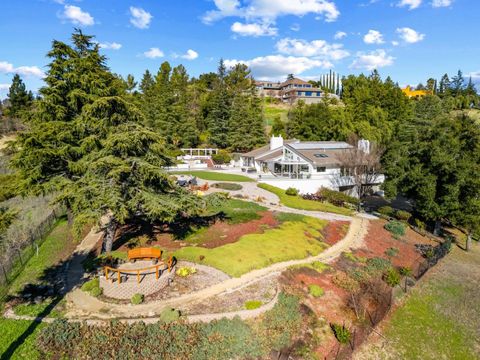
left=128, top=247, right=162, bottom=262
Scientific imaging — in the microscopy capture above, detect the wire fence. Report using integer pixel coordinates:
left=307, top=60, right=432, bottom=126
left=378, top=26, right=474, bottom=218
left=0, top=205, right=65, bottom=298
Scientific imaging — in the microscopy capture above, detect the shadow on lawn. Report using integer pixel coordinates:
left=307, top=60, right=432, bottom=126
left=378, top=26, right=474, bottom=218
left=112, top=213, right=227, bottom=250
left=1, top=250, right=86, bottom=360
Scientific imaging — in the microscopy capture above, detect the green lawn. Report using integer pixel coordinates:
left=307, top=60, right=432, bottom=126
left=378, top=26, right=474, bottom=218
left=257, top=183, right=353, bottom=216
left=356, top=246, right=480, bottom=359
left=8, top=219, right=72, bottom=294
left=171, top=170, right=254, bottom=182
left=175, top=215, right=328, bottom=277
left=0, top=318, right=45, bottom=359
left=206, top=198, right=267, bottom=224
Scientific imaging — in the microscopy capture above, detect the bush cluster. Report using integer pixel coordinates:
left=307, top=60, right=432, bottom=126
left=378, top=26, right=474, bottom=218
left=377, top=206, right=412, bottom=222
left=211, top=182, right=243, bottom=191
left=176, top=266, right=197, bottom=277
left=303, top=188, right=359, bottom=208
left=80, top=278, right=102, bottom=297
left=37, top=293, right=302, bottom=359
left=211, top=150, right=232, bottom=165
left=308, top=284, right=324, bottom=298
left=244, top=300, right=263, bottom=310
left=131, top=293, right=144, bottom=305
left=384, top=268, right=401, bottom=287
left=377, top=206, right=394, bottom=217
left=330, top=323, right=351, bottom=345
left=384, top=220, right=406, bottom=239
left=285, top=187, right=299, bottom=196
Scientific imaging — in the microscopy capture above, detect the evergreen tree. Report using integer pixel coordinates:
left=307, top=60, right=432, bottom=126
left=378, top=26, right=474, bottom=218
left=139, top=70, right=155, bottom=93
left=207, top=60, right=231, bottom=148
left=438, top=73, right=450, bottom=96
left=450, top=70, right=465, bottom=95
left=6, top=74, right=33, bottom=118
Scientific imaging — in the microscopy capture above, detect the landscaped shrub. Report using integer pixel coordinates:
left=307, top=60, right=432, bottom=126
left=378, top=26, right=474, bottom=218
left=211, top=182, right=243, bottom=191
left=330, top=323, right=351, bottom=344
left=414, top=218, right=426, bottom=231
left=285, top=187, right=299, bottom=196
left=131, top=293, right=144, bottom=305
left=244, top=300, right=262, bottom=310
left=395, top=210, right=412, bottom=221
left=332, top=271, right=360, bottom=292
left=384, top=268, right=401, bottom=287
left=308, top=284, right=324, bottom=298
left=80, top=278, right=102, bottom=297
left=384, top=220, right=406, bottom=239
left=159, top=307, right=181, bottom=323
left=377, top=206, right=394, bottom=217
left=211, top=150, right=232, bottom=165
left=385, top=247, right=399, bottom=257
left=37, top=293, right=301, bottom=359
left=176, top=266, right=197, bottom=277
left=317, top=188, right=359, bottom=207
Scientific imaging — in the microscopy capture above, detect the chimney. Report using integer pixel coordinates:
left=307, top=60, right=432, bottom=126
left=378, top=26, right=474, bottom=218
left=270, top=135, right=283, bottom=150
left=358, top=139, right=370, bottom=154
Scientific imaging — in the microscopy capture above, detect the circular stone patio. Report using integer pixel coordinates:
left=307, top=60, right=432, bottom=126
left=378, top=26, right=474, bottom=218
left=99, top=260, right=175, bottom=300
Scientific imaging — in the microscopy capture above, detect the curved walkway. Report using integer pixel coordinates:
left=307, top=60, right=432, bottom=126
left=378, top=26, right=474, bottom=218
left=64, top=215, right=368, bottom=320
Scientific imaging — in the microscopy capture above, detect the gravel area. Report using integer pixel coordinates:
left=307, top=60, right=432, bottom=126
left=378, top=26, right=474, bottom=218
left=145, top=261, right=230, bottom=302
left=181, top=274, right=278, bottom=315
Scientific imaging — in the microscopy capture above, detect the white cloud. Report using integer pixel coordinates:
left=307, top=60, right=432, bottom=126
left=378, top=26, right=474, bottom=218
left=392, top=40, right=400, bottom=46
left=224, top=55, right=332, bottom=80
left=432, top=0, right=452, bottom=7
left=0, top=61, right=44, bottom=78
left=143, top=48, right=164, bottom=59
left=290, top=23, right=301, bottom=32
left=467, top=71, right=480, bottom=84
left=231, top=21, right=278, bottom=37
left=61, top=5, right=94, bottom=26
left=0, top=61, right=14, bottom=73
left=129, top=7, right=152, bottom=29
left=203, top=0, right=340, bottom=24
left=350, top=50, right=394, bottom=71
left=99, top=42, right=122, bottom=50
left=0, top=84, right=10, bottom=91
left=363, top=30, right=384, bottom=44
left=334, top=31, right=347, bottom=40
left=275, top=38, right=349, bottom=60
left=396, top=27, right=425, bottom=43
left=397, top=0, right=422, bottom=10
left=181, top=49, right=199, bottom=60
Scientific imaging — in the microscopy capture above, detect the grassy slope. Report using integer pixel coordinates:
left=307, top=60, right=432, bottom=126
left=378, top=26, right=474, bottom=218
left=175, top=215, right=328, bottom=277
left=263, top=103, right=289, bottom=126
left=355, top=245, right=480, bottom=360
left=0, top=319, right=45, bottom=359
left=171, top=171, right=254, bottom=182
left=8, top=219, right=72, bottom=294
left=258, top=183, right=353, bottom=216
left=1, top=220, right=72, bottom=359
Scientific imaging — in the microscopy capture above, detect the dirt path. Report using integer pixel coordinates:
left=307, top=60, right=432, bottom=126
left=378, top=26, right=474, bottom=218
left=64, top=215, right=368, bottom=320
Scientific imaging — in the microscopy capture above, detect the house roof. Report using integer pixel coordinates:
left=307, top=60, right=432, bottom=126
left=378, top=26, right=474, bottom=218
left=282, top=78, right=310, bottom=86
left=256, top=148, right=283, bottom=161
left=241, top=139, right=297, bottom=158
left=285, top=142, right=354, bottom=166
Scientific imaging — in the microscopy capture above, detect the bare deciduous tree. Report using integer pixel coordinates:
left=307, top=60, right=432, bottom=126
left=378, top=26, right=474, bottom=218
left=333, top=136, right=384, bottom=206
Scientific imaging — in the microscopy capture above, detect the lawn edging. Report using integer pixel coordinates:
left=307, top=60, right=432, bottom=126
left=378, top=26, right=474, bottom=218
left=170, top=170, right=254, bottom=182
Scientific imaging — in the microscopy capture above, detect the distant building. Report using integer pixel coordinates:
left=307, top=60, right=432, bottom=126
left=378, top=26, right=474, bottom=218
left=255, top=77, right=338, bottom=104
left=402, top=86, right=432, bottom=98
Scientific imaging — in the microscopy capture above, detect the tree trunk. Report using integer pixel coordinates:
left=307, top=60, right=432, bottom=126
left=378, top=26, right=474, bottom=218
left=102, top=218, right=118, bottom=254
left=433, top=219, right=442, bottom=236
left=66, top=206, right=74, bottom=227
left=466, top=232, right=472, bottom=252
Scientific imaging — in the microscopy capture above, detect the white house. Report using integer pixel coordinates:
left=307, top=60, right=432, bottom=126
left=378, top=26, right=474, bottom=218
left=240, top=136, right=384, bottom=195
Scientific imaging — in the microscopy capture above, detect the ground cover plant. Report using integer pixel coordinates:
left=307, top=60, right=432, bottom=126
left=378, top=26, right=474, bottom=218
left=174, top=215, right=328, bottom=277
left=257, top=183, right=353, bottom=216
left=0, top=318, right=46, bottom=359
left=36, top=293, right=303, bottom=360
left=171, top=171, right=254, bottom=182
left=81, top=278, right=102, bottom=297
left=244, top=300, right=262, bottom=310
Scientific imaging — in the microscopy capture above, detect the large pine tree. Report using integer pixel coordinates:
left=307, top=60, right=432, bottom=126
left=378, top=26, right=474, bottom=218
left=6, top=74, right=33, bottom=118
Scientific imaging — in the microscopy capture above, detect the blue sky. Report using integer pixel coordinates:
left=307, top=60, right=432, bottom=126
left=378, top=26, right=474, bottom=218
left=1, top=0, right=478, bottom=97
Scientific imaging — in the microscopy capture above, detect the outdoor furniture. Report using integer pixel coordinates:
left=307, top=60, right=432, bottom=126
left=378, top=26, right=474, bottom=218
left=104, top=255, right=176, bottom=284
left=128, top=247, right=162, bottom=263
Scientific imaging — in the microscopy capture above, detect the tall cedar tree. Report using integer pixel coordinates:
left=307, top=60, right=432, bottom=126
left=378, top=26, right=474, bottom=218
left=207, top=59, right=231, bottom=148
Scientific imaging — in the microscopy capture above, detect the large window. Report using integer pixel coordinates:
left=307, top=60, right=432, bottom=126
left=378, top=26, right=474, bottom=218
left=305, top=91, right=312, bottom=96
left=316, top=166, right=326, bottom=173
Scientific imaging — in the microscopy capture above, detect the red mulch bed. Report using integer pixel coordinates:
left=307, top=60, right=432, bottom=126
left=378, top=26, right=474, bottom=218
left=322, top=221, right=350, bottom=246
left=193, top=211, right=279, bottom=248
left=354, top=219, right=436, bottom=273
